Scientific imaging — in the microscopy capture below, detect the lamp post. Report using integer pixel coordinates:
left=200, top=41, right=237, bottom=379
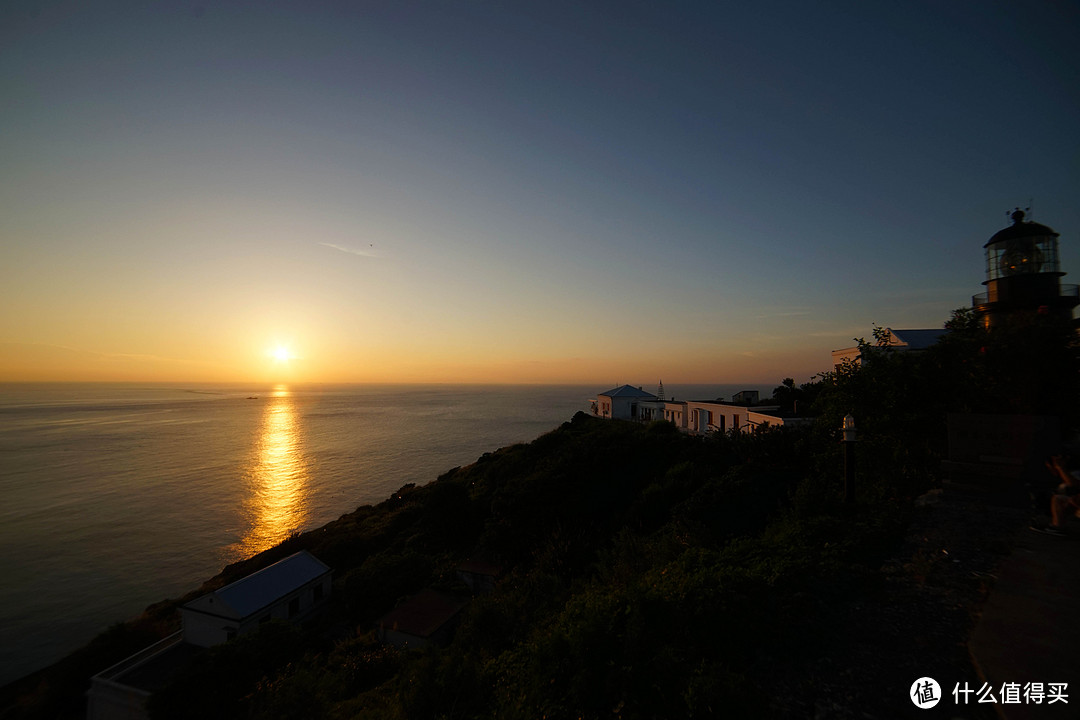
left=842, top=414, right=857, bottom=503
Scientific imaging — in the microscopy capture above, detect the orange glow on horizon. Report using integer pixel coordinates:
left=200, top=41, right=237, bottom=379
left=0, top=336, right=831, bottom=386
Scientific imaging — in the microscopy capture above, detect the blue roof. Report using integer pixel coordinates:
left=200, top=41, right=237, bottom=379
left=185, top=551, right=331, bottom=620
left=598, top=384, right=658, bottom=399
left=888, top=328, right=946, bottom=349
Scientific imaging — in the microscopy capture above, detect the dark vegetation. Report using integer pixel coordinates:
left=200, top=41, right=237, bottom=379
left=2, top=309, right=1076, bottom=719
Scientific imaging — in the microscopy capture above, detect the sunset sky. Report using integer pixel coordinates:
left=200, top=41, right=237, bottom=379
left=2, top=1, right=1078, bottom=385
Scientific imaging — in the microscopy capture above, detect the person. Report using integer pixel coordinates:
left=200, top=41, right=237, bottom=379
left=1032, top=455, right=1080, bottom=536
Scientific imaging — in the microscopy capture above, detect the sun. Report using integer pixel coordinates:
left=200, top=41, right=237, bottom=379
left=271, top=346, right=292, bottom=363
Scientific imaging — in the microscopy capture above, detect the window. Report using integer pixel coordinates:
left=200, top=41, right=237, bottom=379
left=288, top=597, right=300, bottom=618
left=313, top=584, right=324, bottom=603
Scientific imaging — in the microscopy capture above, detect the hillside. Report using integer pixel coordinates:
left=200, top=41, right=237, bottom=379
left=2, top=409, right=1023, bottom=719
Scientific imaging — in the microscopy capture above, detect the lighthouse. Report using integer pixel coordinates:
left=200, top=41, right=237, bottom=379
left=973, top=209, right=1079, bottom=330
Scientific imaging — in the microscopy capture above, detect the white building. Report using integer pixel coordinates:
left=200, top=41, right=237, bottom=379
left=682, top=400, right=797, bottom=434
left=181, top=550, right=332, bottom=647
left=831, top=328, right=946, bottom=367
left=603, top=386, right=806, bottom=435
left=595, top=385, right=659, bottom=420
left=87, top=551, right=332, bottom=720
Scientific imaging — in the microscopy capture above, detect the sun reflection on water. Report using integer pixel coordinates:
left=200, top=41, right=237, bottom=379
left=233, top=385, right=309, bottom=558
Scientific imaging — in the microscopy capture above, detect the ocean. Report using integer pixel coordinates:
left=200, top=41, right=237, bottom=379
left=0, top=381, right=768, bottom=685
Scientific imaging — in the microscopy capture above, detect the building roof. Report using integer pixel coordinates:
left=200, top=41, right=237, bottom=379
left=887, top=328, right=946, bottom=349
left=105, top=639, right=203, bottom=693
left=598, top=384, right=659, bottom=399
left=832, top=328, right=945, bottom=361
left=985, top=210, right=1058, bottom=247
left=377, top=589, right=469, bottom=638
left=184, top=551, right=331, bottom=621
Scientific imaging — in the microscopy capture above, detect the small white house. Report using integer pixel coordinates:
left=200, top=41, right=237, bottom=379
left=88, top=551, right=332, bottom=720
left=181, top=550, right=332, bottom=647
left=595, top=385, right=659, bottom=420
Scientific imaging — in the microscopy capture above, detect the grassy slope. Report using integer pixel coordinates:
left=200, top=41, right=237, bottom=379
left=3, top=413, right=957, bottom=719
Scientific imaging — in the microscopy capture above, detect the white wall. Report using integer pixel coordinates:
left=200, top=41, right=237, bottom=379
left=611, top=396, right=636, bottom=420
left=180, top=609, right=238, bottom=648
left=182, top=576, right=330, bottom=648
left=683, top=402, right=786, bottom=434
left=599, top=394, right=641, bottom=420
left=663, top=403, right=686, bottom=429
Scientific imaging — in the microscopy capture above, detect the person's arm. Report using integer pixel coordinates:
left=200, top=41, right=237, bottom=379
left=1047, top=457, right=1075, bottom=486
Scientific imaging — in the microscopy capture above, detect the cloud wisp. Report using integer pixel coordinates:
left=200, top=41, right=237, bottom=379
left=320, top=242, right=379, bottom=258
left=0, top=342, right=228, bottom=369
left=754, top=310, right=812, bottom=320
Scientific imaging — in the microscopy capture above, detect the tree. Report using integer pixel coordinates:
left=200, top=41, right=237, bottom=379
left=802, top=309, right=1080, bottom=501
left=770, top=377, right=821, bottom=415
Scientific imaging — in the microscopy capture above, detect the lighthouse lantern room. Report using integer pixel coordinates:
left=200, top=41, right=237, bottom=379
left=974, top=209, right=1079, bottom=330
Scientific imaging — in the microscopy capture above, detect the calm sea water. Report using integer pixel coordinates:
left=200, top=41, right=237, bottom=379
left=0, top=381, right=766, bottom=685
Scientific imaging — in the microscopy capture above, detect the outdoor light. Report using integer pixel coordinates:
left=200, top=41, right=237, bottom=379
left=842, top=414, right=857, bottom=503
left=843, top=414, right=856, bottom=442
